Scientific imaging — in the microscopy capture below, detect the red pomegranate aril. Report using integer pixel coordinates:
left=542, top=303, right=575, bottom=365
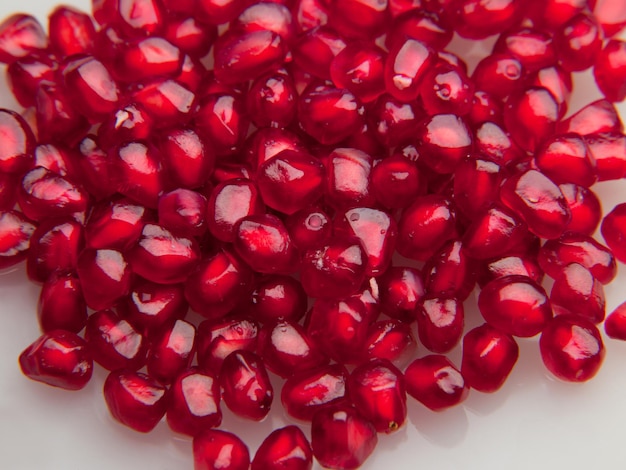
left=113, top=0, right=164, bottom=38
left=196, top=316, right=258, bottom=374
left=327, top=0, right=389, bottom=39
left=158, top=189, right=207, bottom=237
left=324, top=147, right=374, bottom=209
left=164, top=15, right=216, bottom=58
left=559, top=183, right=602, bottom=236
left=584, top=132, right=626, bottom=181
left=539, top=233, right=617, bottom=284
left=348, top=360, right=407, bottom=434
left=397, top=194, right=457, bottom=261
left=405, top=354, right=469, bottom=411
left=311, top=404, right=378, bottom=470
left=103, top=369, right=168, bottom=433
left=174, top=54, right=206, bottom=92
left=463, top=206, right=528, bottom=260
left=0, top=210, right=36, bottom=269
left=298, top=85, right=364, bottom=145
left=419, top=63, right=474, bottom=117
left=499, top=169, right=571, bottom=240
left=474, top=121, right=524, bottom=167
left=540, top=314, right=605, bottom=382
left=184, top=248, right=254, bottom=320
left=159, top=127, right=214, bottom=190
left=32, top=143, right=78, bottom=181
left=551, top=263, right=605, bottom=323
left=554, top=13, right=603, bottom=72
left=246, top=70, right=297, bottom=128
left=423, top=240, right=475, bottom=300
left=19, top=330, right=92, bottom=391
left=594, top=0, right=626, bottom=37
left=535, top=133, right=597, bottom=187
left=193, top=429, right=251, bottom=470
left=377, top=266, right=425, bottom=323
left=478, top=255, right=544, bottom=288
left=37, top=272, right=86, bottom=333
left=147, top=319, right=195, bottom=384
left=294, top=0, right=328, bottom=32
left=252, top=425, right=313, bottom=470
left=370, top=95, right=421, bottom=148
left=85, top=197, right=152, bottom=251
left=85, top=309, right=148, bottom=371
left=530, top=66, right=573, bottom=120
left=0, top=14, right=47, bottom=63
left=468, top=89, right=502, bottom=124
left=132, top=78, right=196, bottom=128
left=417, top=296, right=464, bottom=354
left=0, top=173, right=18, bottom=210
left=258, top=320, right=328, bottom=377
left=594, top=39, right=626, bottom=103
left=117, top=36, right=183, bottom=82
left=36, top=80, right=90, bottom=143
left=248, top=275, right=307, bottom=324
left=461, top=323, right=519, bottom=393
left=233, top=213, right=298, bottom=275
left=453, top=156, right=504, bottom=219
left=478, top=275, right=553, bottom=338
left=417, top=114, right=472, bottom=174
left=293, top=26, right=345, bottom=80
left=493, top=27, right=555, bottom=72
left=364, top=320, right=415, bottom=367
left=558, top=99, right=623, bottom=136
left=77, top=248, right=132, bottom=310
left=128, top=223, right=200, bottom=285
left=300, top=237, right=367, bottom=299
left=601, top=203, right=626, bottom=263
left=257, top=150, right=325, bottom=215
left=370, top=155, right=422, bottom=209
left=6, top=53, right=56, bottom=108
left=605, top=302, right=626, bottom=340
left=285, top=207, right=331, bottom=250
left=196, top=0, right=252, bottom=25
left=167, top=368, right=221, bottom=437
left=220, top=350, right=273, bottom=421
left=0, top=109, right=35, bottom=174
left=386, top=9, right=452, bottom=51
left=244, top=127, right=304, bottom=170
left=471, top=54, right=524, bottom=101
left=234, top=2, right=295, bottom=40
left=26, top=219, right=83, bottom=283
left=452, top=0, right=522, bottom=39
left=194, top=91, right=248, bottom=157
left=119, top=279, right=188, bottom=334
left=530, top=0, right=586, bottom=30
left=213, top=29, right=286, bottom=85
left=48, top=6, right=95, bottom=57
left=76, top=135, right=116, bottom=200
left=384, top=38, right=435, bottom=103
left=329, top=42, right=386, bottom=104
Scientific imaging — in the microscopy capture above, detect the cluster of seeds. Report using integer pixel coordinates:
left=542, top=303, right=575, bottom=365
left=1, top=0, right=626, bottom=469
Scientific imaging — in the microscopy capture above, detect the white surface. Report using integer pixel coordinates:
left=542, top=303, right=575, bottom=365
left=2, top=1, right=626, bottom=469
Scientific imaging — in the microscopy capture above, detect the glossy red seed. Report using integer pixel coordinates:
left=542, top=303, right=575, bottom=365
left=559, top=183, right=602, bottom=236
left=453, top=156, right=504, bottom=219
left=593, top=0, right=626, bottom=37
left=479, top=255, right=544, bottom=288
left=499, top=169, right=571, bottom=240
left=493, top=27, right=555, bottom=72
left=584, top=132, right=626, bottom=181
left=114, top=0, right=164, bottom=38
left=252, top=425, right=313, bottom=470
left=246, top=70, right=297, bottom=128
left=85, top=309, right=147, bottom=371
left=471, top=54, right=524, bottom=101
left=164, top=15, right=216, bottom=58
left=300, top=238, right=367, bottom=299
left=159, top=128, right=214, bottom=189
left=530, top=0, right=586, bottom=30
left=258, top=320, right=328, bottom=378
left=364, top=319, right=416, bottom=367
left=375, top=266, right=423, bottom=323
left=405, top=354, right=469, bottom=411
left=220, top=350, right=273, bottom=421
left=0, top=14, right=47, bottom=63
left=551, top=263, right=605, bottom=323
left=419, top=63, right=474, bottom=116
left=370, top=155, right=422, bottom=209
left=196, top=0, right=252, bottom=25
left=248, top=275, right=307, bottom=324
left=601, top=203, right=626, bottom=263
left=417, top=296, right=464, bottom=354
left=324, top=147, right=375, bottom=209
left=328, top=0, right=389, bottom=39
left=370, top=95, right=421, bottom=148
left=76, top=135, right=116, bottom=200
left=605, top=301, right=626, bottom=340
left=76, top=248, right=132, bottom=310
left=117, top=36, right=183, bottom=82
left=128, top=223, right=200, bottom=285
left=540, top=314, right=605, bottom=382
left=535, top=133, right=597, bottom=187
left=292, top=26, right=345, bottom=80
left=423, top=240, right=475, bottom=300
left=32, top=143, right=78, bottom=181
left=311, top=404, right=378, bottom=470
left=285, top=207, right=332, bottom=250
left=6, top=53, right=56, bottom=108
left=461, top=323, right=519, bottom=393
left=478, top=275, right=553, bottom=338
left=474, top=121, right=524, bottom=167
left=194, top=91, right=248, bottom=157
left=384, top=38, right=435, bottom=103
left=36, top=80, right=90, bottom=143
left=386, top=9, right=452, bottom=51
left=539, top=233, right=617, bottom=284
left=147, top=320, right=196, bottom=384
left=554, top=13, right=602, bottom=72
left=330, top=42, right=386, bottom=104
left=558, top=99, right=622, bottom=136
left=19, top=330, right=92, bottom=390
left=26, top=219, right=83, bottom=283
left=452, top=0, right=522, bottom=39
left=49, top=6, right=95, bottom=57
left=463, top=205, right=528, bottom=260
left=0, top=174, right=18, bottom=210
left=594, top=39, right=626, bottom=103
left=417, top=114, right=472, bottom=174
left=37, top=272, right=86, bottom=333
left=193, top=429, right=250, bottom=470
left=167, top=368, right=222, bottom=437
left=132, top=79, right=196, bottom=128
left=0, top=210, right=36, bottom=269
left=0, top=109, right=35, bottom=174
left=397, top=194, right=457, bottom=261
left=103, top=369, right=168, bottom=433
left=157, top=189, right=207, bottom=237
left=529, top=66, right=573, bottom=120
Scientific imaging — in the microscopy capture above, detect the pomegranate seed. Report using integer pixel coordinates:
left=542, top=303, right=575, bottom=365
left=311, top=404, right=378, bottom=470
left=117, top=37, right=183, bottom=82
left=247, top=70, right=297, bottom=128
left=452, top=0, right=522, bottom=39
left=558, top=99, right=623, bottom=136
left=535, top=133, right=597, bottom=187
left=386, top=9, right=452, bottom=51
left=132, top=78, right=196, bottom=127
left=550, top=263, right=605, bottom=323
left=19, top=330, right=92, bottom=391
left=0, top=109, right=35, bottom=174
left=324, top=147, right=375, bottom=209
left=158, top=189, right=207, bottom=237
left=194, top=91, right=248, bottom=157
left=405, top=354, right=469, bottom=411
left=559, top=183, right=602, bottom=236
left=76, top=248, right=132, bottom=310
left=0, top=14, right=47, bottom=64
left=593, top=0, right=626, bottom=37
left=553, top=13, right=602, bottom=72
left=193, top=429, right=250, bottom=470
left=474, top=121, right=524, bottom=167
left=605, top=302, right=626, bottom=340
left=196, top=0, right=252, bottom=25
left=36, top=80, right=90, bottom=143
left=37, top=272, right=87, bottom=333
left=7, top=51, right=56, bottom=109
left=0, top=210, right=36, bottom=269
left=479, top=255, right=544, bottom=287
left=364, top=319, right=417, bottom=367
left=147, top=319, right=196, bottom=384
left=419, top=63, right=474, bottom=116
left=461, top=323, right=519, bottom=393
left=370, top=154, right=422, bottom=209
left=293, top=26, right=345, bottom=80
left=247, top=275, right=307, bottom=324
left=370, top=95, right=422, bottom=148
left=594, top=39, right=626, bottom=103
left=167, top=368, right=222, bottom=437
left=453, top=156, right=504, bottom=219
left=417, top=295, right=464, bottom=353
left=539, top=314, right=605, bottom=382
left=85, top=309, right=148, bottom=371
left=330, top=42, right=386, bottom=104
left=584, top=132, right=626, bottom=181
left=285, top=207, right=332, bottom=250
left=423, top=240, right=475, bottom=300
left=472, top=54, right=524, bottom=101
left=530, top=0, right=587, bottom=30
left=196, top=316, right=259, bottom=374
left=384, top=38, right=435, bottom=103
left=493, top=27, right=556, bottom=72
left=49, top=6, right=96, bottom=57
left=252, top=425, right=313, bottom=470
left=164, top=15, right=216, bottom=58
left=159, top=127, right=214, bottom=189
left=114, top=0, right=164, bottom=38
left=219, top=350, right=273, bottom=421
left=281, top=364, right=348, bottom=421
left=529, top=66, right=573, bottom=120
left=103, top=369, right=169, bottom=433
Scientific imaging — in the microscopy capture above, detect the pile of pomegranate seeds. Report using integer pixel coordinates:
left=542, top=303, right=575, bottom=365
left=1, top=0, right=626, bottom=468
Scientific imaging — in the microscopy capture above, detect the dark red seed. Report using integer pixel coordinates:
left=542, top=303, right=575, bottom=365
left=0, top=210, right=36, bottom=269
left=37, top=272, right=86, bottom=333
left=550, top=263, right=605, bottom=323
left=147, top=319, right=196, bottom=385
left=251, top=425, right=313, bottom=470
left=193, top=429, right=250, bottom=470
